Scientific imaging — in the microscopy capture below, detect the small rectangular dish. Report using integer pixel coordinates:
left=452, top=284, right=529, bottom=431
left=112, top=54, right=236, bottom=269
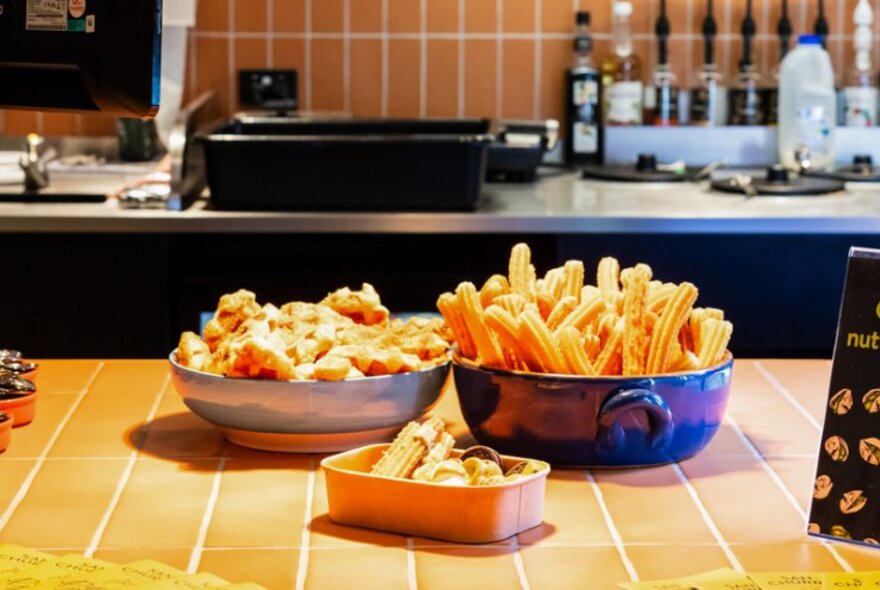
left=321, top=444, right=550, bottom=543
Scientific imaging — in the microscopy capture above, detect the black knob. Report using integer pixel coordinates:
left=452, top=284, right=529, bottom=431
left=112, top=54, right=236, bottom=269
left=636, top=153, right=658, bottom=172
left=854, top=154, right=873, bottom=166
left=766, top=164, right=789, bottom=183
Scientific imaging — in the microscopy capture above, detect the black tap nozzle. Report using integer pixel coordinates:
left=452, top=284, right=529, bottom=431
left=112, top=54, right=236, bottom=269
left=778, top=0, right=792, bottom=59
left=655, top=0, right=670, bottom=66
left=814, top=0, right=829, bottom=49
left=702, top=0, right=717, bottom=66
left=740, top=0, right=756, bottom=70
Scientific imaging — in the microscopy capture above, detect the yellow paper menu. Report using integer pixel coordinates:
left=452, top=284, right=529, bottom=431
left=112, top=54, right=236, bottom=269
left=44, top=559, right=187, bottom=589
left=221, top=584, right=269, bottom=590
left=0, top=544, right=55, bottom=576
left=619, top=568, right=745, bottom=589
left=748, top=573, right=824, bottom=589
left=134, top=572, right=229, bottom=589
left=823, top=572, right=878, bottom=588
left=0, top=553, right=112, bottom=588
left=698, top=579, right=763, bottom=590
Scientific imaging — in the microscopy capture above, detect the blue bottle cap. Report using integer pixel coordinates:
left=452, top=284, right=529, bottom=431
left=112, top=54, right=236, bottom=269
left=798, top=34, right=823, bottom=45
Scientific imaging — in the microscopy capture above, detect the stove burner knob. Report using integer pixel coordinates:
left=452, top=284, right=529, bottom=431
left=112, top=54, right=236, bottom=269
left=635, top=153, right=658, bottom=172
left=766, top=164, right=790, bottom=183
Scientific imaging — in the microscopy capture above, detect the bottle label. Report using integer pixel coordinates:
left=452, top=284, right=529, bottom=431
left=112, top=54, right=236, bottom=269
left=606, top=81, right=643, bottom=125
left=844, top=86, right=878, bottom=127
left=796, top=105, right=832, bottom=158
left=571, top=75, right=599, bottom=154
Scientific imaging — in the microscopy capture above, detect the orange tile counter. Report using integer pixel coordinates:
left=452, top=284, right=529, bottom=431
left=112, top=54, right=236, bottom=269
left=2, top=359, right=880, bottom=589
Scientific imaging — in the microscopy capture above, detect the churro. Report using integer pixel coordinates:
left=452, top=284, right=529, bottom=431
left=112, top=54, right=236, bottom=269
left=697, top=318, right=733, bottom=368
left=558, top=293, right=605, bottom=332
left=479, top=275, right=510, bottom=309
left=563, top=260, right=585, bottom=301
left=437, top=292, right=477, bottom=359
left=597, top=257, right=621, bottom=296
left=518, top=309, right=569, bottom=374
left=594, top=324, right=624, bottom=375
left=509, top=243, right=534, bottom=301
left=493, top=293, right=527, bottom=316
left=371, top=418, right=445, bottom=478
left=456, top=282, right=505, bottom=368
left=646, top=282, right=699, bottom=374
left=546, top=296, right=578, bottom=330
left=621, top=263, right=652, bottom=376
left=556, top=326, right=596, bottom=375
left=484, top=305, right=542, bottom=372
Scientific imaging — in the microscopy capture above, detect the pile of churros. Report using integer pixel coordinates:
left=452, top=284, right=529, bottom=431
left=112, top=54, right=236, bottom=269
left=370, top=418, right=546, bottom=486
left=437, top=243, right=733, bottom=376
left=176, top=285, right=451, bottom=381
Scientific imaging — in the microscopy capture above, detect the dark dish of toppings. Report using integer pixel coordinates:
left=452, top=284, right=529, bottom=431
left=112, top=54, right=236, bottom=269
left=0, top=372, right=36, bottom=394
left=0, top=412, right=10, bottom=423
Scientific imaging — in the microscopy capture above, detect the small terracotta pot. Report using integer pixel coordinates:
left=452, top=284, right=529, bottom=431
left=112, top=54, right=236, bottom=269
left=0, top=391, right=37, bottom=427
left=0, top=412, right=12, bottom=452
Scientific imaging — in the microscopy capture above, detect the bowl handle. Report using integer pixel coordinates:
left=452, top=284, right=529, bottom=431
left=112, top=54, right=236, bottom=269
left=596, top=388, right=674, bottom=457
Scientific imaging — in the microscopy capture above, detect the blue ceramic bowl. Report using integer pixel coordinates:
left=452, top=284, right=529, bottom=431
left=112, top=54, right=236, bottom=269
left=453, top=355, right=733, bottom=467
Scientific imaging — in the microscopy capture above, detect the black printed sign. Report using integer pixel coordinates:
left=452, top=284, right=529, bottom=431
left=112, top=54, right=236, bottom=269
left=809, top=247, right=880, bottom=547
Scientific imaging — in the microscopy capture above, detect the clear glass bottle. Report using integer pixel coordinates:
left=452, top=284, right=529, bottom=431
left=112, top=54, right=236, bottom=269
left=691, top=65, right=726, bottom=126
left=601, top=1, right=643, bottom=126
left=843, top=0, right=878, bottom=127
left=565, top=11, right=602, bottom=164
left=729, top=65, right=764, bottom=125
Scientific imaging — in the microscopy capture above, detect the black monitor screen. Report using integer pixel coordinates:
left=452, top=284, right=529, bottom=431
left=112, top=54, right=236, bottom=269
left=0, top=0, right=162, bottom=117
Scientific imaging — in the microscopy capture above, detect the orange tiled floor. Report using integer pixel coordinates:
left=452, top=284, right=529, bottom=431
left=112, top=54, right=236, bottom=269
left=2, top=359, right=880, bottom=589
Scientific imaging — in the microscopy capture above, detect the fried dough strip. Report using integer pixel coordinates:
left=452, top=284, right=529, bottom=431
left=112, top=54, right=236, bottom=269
left=597, top=257, right=621, bottom=296
left=456, top=282, right=506, bottom=368
left=546, top=295, right=579, bottom=330
left=556, top=326, right=596, bottom=375
left=509, top=243, right=534, bottom=301
left=562, top=260, right=585, bottom=302
left=558, top=293, right=605, bottom=332
left=437, top=292, right=477, bottom=359
left=646, top=282, right=699, bottom=374
left=493, top=293, right=526, bottom=316
left=484, top=305, right=542, bottom=371
left=536, top=292, right=556, bottom=320
left=518, top=309, right=569, bottom=374
left=697, top=318, right=733, bottom=368
left=479, top=274, right=510, bottom=309
left=594, top=325, right=624, bottom=375
left=621, top=263, right=652, bottom=376
left=543, top=268, right=566, bottom=304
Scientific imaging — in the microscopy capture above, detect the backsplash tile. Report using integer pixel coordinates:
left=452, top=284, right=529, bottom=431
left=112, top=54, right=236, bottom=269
left=2, top=0, right=879, bottom=137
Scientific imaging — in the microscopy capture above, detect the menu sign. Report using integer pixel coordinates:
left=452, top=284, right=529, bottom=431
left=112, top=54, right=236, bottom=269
left=810, top=247, right=880, bottom=546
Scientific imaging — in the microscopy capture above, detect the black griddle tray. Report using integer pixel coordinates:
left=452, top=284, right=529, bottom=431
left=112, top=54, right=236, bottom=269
left=200, top=118, right=492, bottom=211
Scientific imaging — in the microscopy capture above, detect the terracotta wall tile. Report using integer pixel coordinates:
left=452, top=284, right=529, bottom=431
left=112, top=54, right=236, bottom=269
left=195, top=36, right=232, bottom=115
left=581, top=0, right=610, bottom=35
left=465, top=0, right=496, bottom=32
left=312, top=39, right=345, bottom=110
left=274, top=0, right=306, bottom=31
left=234, top=0, right=268, bottom=31
left=541, top=0, right=572, bottom=33
left=351, top=39, right=383, bottom=116
left=388, top=39, right=422, bottom=116
left=502, top=39, right=535, bottom=118
left=540, top=38, right=570, bottom=122
left=464, top=39, right=498, bottom=118
left=79, top=114, right=117, bottom=136
left=196, top=0, right=229, bottom=32
left=4, top=111, right=40, bottom=136
left=426, top=39, right=460, bottom=116
left=273, top=38, right=308, bottom=74
left=389, top=0, right=421, bottom=31
left=504, top=0, right=535, bottom=33
left=313, top=0, right=345, bottom=32
left=350, top=0, right=383, bottom=31
left=427, top=0, right=458, bottom=32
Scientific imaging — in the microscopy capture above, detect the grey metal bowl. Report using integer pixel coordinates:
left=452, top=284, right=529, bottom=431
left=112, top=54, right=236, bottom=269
left=168, top=350, right=450, bottom=452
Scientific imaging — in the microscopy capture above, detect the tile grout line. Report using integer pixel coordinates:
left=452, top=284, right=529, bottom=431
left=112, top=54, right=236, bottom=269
left=227, top=0, right=236, bottom=111
left=406, top=536, right=418, bottom=590
left=419, top=0, right=427, bottom=118
left=511, top=535, right=532, bottom=590
left=343, top=0, right=351, bottom=114
left=671, top=463, right=744, bottom=572
left=458, top=0, right=465, bottom=117
left=496, top=0, right=503, bottom=121
left=84, top=374, right=170, bottom=558
left=381, top=0, right=389, bottom=116
left=533, top=0, right=542, bottom=119
left=753, top=360, right=822, bottom=431
left=294, top=458, right=317, bottom=590
left=0, top=362, right=105, bottom=533
left=187, top=448, right=230, bottom=573
left=686, top=0, right=694, bottom=88
left=761, top=0, right=770, bottom=77
left=725, top=413, right=854, bottom=573
left=305, top=0, right=313, bottom=110
left=267, top=0, right=274, bottom=67
left=585, top=470, right=639, bottom=582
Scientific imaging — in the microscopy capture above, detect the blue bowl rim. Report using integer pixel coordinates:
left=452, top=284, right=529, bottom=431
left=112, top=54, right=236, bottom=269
left=168, top=349, right=451, bottom=384
left=452, top=352, right=733, bottom=384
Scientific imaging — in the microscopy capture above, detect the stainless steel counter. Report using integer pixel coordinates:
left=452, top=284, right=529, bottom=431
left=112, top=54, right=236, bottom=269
left=3, top=169, right=880, bottom=234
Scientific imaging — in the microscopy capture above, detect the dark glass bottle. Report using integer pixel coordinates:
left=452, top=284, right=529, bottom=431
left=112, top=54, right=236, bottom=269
left=565, top=11, right=602, bottom=164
